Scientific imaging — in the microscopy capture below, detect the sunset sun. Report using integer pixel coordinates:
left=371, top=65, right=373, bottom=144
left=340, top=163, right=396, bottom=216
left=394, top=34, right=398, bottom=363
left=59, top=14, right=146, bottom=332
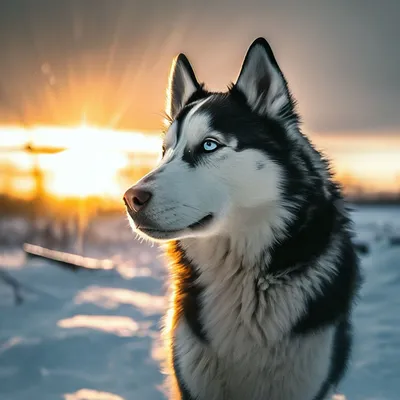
left=0, top=123, right=162, bottom=199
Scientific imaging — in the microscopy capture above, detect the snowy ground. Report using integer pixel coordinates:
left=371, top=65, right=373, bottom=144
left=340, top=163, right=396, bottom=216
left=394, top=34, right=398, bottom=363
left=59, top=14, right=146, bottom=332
left=1, top=205, right=400, bottom=400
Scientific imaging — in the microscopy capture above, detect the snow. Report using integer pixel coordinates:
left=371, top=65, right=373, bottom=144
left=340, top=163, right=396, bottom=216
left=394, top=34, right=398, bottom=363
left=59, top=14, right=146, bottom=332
left=1, top=205, right=400, bottom=399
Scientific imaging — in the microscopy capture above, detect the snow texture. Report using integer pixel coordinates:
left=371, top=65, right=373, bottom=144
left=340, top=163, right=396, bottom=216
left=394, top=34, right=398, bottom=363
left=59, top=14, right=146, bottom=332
left=1, top=205, right=400, bottom=400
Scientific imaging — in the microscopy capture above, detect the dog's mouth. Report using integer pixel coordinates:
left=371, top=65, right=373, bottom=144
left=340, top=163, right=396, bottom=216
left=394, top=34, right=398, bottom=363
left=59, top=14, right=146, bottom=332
left=187, top=213, right=214, bottom=230
left=132, top=213, right=214, bottom=240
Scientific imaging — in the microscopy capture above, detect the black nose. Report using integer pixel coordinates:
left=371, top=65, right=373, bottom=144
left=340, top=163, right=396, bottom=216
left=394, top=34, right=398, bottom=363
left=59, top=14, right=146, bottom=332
left=123, top=187, right=152, bottom=212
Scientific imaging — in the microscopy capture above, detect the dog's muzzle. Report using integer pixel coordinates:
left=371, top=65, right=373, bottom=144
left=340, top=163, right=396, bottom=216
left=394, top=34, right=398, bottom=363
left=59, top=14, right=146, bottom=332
left=123, top=185, right=161, bottom=230
left=123, top=185, right=214, bottom=238
left=123, top=186, right=152, bottom=213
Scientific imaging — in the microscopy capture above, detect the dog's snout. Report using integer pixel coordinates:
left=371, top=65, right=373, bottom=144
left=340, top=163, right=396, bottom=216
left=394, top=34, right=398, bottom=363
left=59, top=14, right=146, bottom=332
left=123, top=187, right=152, bottom=212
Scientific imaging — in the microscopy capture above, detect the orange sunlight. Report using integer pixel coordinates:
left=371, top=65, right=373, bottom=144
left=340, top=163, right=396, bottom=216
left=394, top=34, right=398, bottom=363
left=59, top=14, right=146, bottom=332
left=57, top=314, right=140, bottom=337
left=312, top=132, right=400, bottom=193
left=1, top=124, right=399, bottom=198
left=0, top=123, right=162, bottom=199
left=64, top=389, right=125, bottom=400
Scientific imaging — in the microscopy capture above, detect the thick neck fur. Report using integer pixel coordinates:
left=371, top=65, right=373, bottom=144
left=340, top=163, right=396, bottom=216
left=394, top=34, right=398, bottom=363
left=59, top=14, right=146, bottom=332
left=166, top=182, right=351, bottom=352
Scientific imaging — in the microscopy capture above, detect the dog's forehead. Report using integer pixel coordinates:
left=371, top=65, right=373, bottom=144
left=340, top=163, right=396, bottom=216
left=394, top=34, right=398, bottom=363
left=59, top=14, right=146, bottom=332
left=164, top=93, right=255, bottom=152
left=181, top=110, right=212, bottom=146
left=165, top=97, right=219, bottom=148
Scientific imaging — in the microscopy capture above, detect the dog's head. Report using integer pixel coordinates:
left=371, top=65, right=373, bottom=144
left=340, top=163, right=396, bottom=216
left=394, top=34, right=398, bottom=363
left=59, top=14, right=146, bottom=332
left=124, top=38, right=324, bottom=242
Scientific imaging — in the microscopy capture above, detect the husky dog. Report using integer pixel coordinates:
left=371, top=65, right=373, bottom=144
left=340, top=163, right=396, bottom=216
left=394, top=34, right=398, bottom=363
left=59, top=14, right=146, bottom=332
left=124, top=38, right=361, bottom=400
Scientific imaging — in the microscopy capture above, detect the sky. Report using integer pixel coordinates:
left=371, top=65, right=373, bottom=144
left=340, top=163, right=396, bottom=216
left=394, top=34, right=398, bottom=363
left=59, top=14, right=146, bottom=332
left=0, top=0, right=399, bottom=134
left=0, top=0, right=399, bottom=195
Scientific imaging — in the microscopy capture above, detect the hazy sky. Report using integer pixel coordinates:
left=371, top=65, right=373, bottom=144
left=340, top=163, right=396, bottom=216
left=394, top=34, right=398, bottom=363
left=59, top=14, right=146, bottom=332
left=0, top=0, right=399, bottom=134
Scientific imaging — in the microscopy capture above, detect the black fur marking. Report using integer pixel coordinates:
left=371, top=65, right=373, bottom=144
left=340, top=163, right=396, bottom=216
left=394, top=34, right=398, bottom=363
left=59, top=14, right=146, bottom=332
left=181, top=148, right=196, bottom=167
left=188, top=214, right=214, bottom=230
left=185, top=85, right=210, bottom=105
left=292, top=233, right=362, bottom=334
left=172, top=242, right=208, bottom=344
left=172, top=344, right=196, bottom=399
left=181, top=145, right=215, bottom=168
left=312, top=317, right=353, bottom=400
left=268, top=197, right=339, bottom=275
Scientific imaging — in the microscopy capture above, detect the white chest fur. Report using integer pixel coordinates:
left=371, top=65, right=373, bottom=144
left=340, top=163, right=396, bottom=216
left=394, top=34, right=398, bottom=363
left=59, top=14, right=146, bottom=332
left=174, top=320, right=334, bottom=400
left=170, top=236, right=339, bottom=400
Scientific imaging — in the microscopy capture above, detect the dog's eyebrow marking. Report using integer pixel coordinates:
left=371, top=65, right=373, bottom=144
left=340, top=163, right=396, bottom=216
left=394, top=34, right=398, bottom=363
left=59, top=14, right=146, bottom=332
left=174, top=99, right=207, bottom=143
left=178, top=97, right=214, bottom=142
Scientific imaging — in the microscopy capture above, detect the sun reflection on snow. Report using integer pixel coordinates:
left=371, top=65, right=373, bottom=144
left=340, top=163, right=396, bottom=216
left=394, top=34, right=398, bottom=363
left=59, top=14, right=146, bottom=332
left=64, top=389, right=125, bottom=400
left=74, top=286, right=166, bottom=315
left=57, top=315, right=139, bottom=337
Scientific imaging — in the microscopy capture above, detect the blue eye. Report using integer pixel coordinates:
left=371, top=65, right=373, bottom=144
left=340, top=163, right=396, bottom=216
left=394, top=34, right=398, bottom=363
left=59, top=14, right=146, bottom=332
left=202, top=139, right=220, bottom=152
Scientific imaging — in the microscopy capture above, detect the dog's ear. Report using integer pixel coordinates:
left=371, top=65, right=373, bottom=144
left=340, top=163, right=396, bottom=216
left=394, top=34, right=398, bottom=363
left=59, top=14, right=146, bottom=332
left=235, top=38, right=293, bottom=119
left=166, top=54, right=201, bottom=120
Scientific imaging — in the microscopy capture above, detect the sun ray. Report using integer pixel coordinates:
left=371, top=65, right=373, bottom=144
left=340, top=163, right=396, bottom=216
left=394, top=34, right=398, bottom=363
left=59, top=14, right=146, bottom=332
left=0, top=124, right=161, bottom=199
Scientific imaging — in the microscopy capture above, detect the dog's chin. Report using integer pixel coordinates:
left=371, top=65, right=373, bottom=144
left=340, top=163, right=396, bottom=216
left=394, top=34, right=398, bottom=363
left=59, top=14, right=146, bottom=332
left=131, top=214, right=214, bottom=242
left=136, top=227, right=187, bottom=241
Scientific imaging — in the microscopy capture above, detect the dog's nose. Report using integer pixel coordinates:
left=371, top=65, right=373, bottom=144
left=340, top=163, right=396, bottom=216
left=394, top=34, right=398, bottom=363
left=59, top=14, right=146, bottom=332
left=123, top=187, right=152, bottom=212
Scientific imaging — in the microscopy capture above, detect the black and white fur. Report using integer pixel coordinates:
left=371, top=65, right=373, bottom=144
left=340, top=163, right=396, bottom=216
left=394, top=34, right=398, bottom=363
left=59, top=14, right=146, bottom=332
left=124, top=38, right=361, bottom=400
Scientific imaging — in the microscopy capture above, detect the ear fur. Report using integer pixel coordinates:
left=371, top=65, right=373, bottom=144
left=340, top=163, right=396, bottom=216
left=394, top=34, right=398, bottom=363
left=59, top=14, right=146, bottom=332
left=165, top=54, right=201, bottom=120
left=235, top=37, right=294, bottom=119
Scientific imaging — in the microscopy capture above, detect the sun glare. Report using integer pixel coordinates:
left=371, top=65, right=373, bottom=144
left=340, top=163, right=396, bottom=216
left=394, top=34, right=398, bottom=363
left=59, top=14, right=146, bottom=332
left=1, top=124, right=399, bottom=198
left=42, top=147, right=126, bottom=198
left=0, top=123, right=162, bottom=199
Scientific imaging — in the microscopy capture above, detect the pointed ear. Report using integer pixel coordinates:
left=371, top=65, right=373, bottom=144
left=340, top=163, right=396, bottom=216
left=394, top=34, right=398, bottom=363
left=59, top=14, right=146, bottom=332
left=165, top=54, right=201, bottom=120
left=235, top=38, right=293, bottom=119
